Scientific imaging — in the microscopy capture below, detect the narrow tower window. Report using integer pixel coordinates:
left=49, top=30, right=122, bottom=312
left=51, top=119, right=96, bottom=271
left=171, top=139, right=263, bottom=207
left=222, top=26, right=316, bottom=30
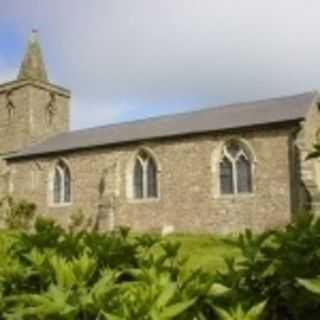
left=46, top=92, right=57, bottom=126
left=6, top=91, right=15, bottom=123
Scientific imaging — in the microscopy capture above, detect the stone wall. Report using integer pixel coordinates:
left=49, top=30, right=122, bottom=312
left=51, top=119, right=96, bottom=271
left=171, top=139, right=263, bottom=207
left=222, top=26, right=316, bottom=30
left=8, top=125, right=294, bottom=234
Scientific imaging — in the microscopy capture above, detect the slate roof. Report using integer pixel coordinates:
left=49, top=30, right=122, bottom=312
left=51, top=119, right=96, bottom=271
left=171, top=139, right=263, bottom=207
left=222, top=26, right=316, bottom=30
left=7, top=91, right=318, bottom=160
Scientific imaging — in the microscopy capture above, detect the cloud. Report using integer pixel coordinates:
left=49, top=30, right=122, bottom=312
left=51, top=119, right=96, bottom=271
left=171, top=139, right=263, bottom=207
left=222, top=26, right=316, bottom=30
left=71, top=98, right=125, bottom=129
left=1, top=0, right=320, bottom=129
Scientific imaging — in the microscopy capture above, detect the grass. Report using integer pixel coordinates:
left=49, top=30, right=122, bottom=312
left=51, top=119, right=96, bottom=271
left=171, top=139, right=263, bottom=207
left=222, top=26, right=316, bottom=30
left=1, top=228, right=241, bottom=275
left=166, top=234, right=241, bottom=274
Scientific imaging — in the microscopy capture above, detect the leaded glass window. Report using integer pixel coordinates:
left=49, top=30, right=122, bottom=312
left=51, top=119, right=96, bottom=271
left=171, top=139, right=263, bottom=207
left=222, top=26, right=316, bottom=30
left=54, top=168, right=61, bottom=203
left=220, top=157, right=234, bottom=194
left=220, top=140, right=253, bottom=195
left=133, top=150, right=158, bottom=199
left=134, top=160, right=143, bottom=199
left=64, top=165, right=71, bottom=202
left=52, top=160, right=71, bottom=204
left=147, top=158, right=158, bottom=197
left=237, top=155, right=252, bottom=193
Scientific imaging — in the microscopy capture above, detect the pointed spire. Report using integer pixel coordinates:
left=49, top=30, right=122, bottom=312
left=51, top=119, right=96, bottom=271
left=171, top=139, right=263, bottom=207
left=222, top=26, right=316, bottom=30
left=18, top=30, right=48, bottom=82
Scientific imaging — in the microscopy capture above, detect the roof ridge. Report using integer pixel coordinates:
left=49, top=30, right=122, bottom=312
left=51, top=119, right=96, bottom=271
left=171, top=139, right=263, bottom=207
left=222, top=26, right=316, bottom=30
left=67, top=90, right=317, bottom=135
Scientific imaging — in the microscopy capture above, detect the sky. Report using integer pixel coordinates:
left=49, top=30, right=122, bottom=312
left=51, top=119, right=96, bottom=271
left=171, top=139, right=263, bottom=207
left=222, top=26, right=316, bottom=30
left=0, top=1, right=320, bottom=130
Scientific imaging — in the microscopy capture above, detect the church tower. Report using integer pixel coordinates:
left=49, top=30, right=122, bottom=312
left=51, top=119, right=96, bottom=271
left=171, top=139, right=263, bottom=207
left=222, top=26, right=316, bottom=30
left=0, top=30, right=70, bottom=156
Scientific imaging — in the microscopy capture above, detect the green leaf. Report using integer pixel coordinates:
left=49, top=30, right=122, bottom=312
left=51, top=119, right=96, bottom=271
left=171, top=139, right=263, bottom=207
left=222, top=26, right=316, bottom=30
left=298, top=277, right=320, bottom=295
left=214, top=302, right=266, bottom=320
left=155, top=283, right=176, bottom=309
left=208, top=283, right=231, bottom=297
left=101, top=311, right=125, bottom=320
left=245, top=301, right=267, bottom=320
left=214, top=306, right=233, bottom=320
left=157, top=298, right=196, bottom=320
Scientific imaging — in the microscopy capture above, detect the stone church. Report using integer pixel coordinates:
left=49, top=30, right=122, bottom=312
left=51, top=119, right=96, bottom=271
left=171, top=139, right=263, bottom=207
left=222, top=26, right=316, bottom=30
left=0, top=31, right=319, bottom=233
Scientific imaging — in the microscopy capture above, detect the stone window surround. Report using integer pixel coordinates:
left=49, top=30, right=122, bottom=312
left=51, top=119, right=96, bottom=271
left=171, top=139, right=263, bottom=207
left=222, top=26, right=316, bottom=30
left=126, top=147, right=161, bottom=203
left=212, top=138, right=257, bottom=200
left=48, top=158, right=72, bottom=207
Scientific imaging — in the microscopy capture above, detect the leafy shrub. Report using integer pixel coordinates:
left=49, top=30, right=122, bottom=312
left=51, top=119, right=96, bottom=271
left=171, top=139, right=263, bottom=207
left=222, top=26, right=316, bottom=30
left=0, top=218, right=231, bottom=319
left=218, top=215, right=320, bottom=320
left=214, top=301, right=266, bottom=320
left=1, top=211, right=320, bottom=319
left=0, top=196, right=36, bottom=230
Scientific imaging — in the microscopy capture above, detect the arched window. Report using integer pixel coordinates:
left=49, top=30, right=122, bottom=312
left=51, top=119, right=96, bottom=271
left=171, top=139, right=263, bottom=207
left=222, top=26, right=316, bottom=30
left=52, top=160, right=71, bottom=204
left=219, top=140, right=253, bottom=195
left=133, top=150, right=158, bottom=199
